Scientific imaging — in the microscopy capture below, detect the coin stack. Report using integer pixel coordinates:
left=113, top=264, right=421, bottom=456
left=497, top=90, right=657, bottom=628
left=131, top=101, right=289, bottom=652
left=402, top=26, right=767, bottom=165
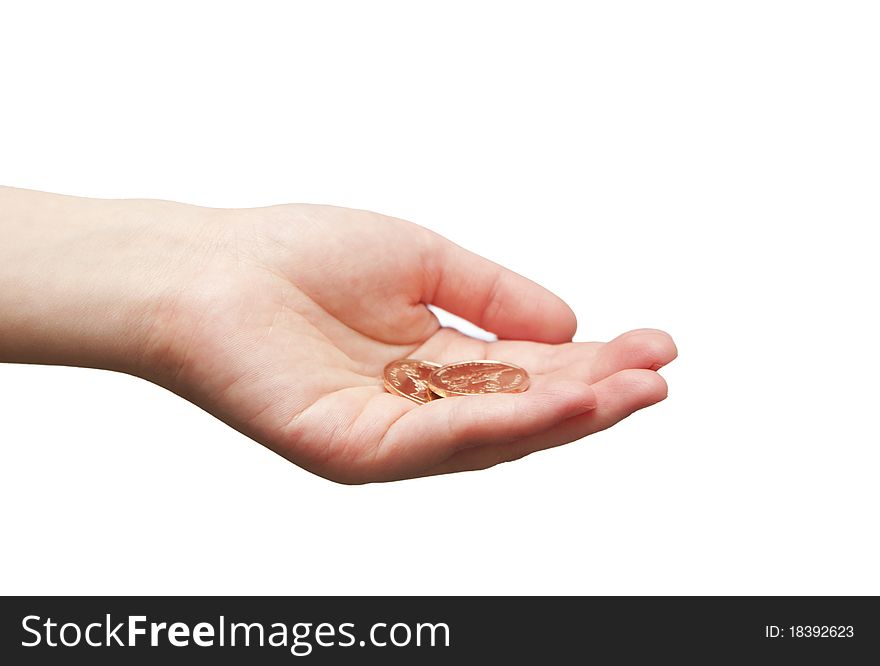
left=383, top=359, right=530, bottom=404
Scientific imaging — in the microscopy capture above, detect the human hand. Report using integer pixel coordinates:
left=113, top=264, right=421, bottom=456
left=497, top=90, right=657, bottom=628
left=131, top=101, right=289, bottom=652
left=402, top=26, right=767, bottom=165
left=0, top=189, right=676, bottom=483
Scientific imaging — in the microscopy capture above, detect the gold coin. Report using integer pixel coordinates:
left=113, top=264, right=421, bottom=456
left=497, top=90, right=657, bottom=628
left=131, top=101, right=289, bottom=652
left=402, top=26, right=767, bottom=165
left=383, top=359, right=442, bottom=404
left=427, top=360, right=530, bottom=397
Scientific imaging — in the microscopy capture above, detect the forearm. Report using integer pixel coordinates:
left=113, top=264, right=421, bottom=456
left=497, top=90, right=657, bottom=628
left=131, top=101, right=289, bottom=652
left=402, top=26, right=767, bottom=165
left=0, top=187, right=212, bottom=374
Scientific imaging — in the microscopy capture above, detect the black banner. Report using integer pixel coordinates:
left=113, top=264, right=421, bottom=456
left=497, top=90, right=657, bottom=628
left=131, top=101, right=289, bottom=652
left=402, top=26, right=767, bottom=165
left=1, top=596, right=876, bottom=663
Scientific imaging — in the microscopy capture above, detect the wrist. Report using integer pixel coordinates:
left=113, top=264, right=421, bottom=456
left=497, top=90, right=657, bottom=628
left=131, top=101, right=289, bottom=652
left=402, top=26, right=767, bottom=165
left=0, top=187, right=221, bottom=376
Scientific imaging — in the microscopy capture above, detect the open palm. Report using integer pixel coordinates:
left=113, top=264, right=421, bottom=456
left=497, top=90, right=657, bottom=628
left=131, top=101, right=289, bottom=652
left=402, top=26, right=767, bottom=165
left=152, top=204, right=676, bottom=483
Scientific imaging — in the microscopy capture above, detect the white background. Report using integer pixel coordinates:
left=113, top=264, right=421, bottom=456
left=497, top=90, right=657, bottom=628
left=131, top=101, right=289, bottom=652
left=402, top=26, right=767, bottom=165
left=1, top=1, right=878, bottom=595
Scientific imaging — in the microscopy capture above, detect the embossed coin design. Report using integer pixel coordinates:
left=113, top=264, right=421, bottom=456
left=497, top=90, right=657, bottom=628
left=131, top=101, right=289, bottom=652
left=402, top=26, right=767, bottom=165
left=427, top=360, right=530, bottom=397
left=383, top=359, right=442, bottom=404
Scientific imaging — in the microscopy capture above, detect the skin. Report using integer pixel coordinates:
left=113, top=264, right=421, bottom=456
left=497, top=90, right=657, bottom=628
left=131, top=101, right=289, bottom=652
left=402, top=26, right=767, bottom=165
left=0, top=187, right=677, bottom=483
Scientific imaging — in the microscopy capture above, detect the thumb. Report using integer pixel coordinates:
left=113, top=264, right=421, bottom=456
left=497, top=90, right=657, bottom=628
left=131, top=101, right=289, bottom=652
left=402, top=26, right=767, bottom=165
left=422, top=232, right=577, bottom=343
